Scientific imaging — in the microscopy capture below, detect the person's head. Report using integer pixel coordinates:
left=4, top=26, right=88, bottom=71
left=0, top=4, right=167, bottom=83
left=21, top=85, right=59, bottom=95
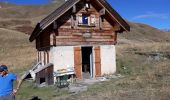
left=0, top=65, right=8, bottom=75
left=0, top=66, right=4, bottom=74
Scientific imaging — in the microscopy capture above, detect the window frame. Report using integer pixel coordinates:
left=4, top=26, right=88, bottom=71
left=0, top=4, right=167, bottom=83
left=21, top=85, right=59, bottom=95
left=77, top=14, right=96, bottom=27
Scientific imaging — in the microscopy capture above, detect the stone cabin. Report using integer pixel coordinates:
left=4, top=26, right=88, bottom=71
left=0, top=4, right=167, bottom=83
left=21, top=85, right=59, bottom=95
left=29, top=0, right=130, bottom=85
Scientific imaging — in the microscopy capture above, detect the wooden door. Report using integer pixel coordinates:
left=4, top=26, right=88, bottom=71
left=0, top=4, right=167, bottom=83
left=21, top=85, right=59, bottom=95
left=74, top=47, right=82, bottom=79
left=94, top=46, right=101, bottom=77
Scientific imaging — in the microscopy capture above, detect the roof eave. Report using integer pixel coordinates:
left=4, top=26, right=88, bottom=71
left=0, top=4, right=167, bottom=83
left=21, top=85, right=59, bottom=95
left=29, top=0, right=80, bottom=42
left=29, top=23, right=42, bottom=42
left=99, top=0, right=130, bottom=32
left=39, top=0, right=80, bottom=32
left=124, top=25, right=130, bottom=32
left=29, top=0, right=130, bottom=42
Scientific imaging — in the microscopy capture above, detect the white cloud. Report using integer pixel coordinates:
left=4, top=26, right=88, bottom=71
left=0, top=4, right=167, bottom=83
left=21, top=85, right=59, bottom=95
left=132, top=12, right=170, bottom=20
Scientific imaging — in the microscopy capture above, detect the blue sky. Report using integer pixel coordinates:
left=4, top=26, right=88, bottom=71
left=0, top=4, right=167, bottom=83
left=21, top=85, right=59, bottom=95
left=108, top=0, right=170, bottom=29
left=0, top=0, right=169, bottom=29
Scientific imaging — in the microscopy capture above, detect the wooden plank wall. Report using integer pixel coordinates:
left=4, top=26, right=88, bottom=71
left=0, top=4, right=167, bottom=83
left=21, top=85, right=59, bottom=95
left=36, top=27, right=51, bottom=49
left=55, top=2, right=117, bottom=45
left=36, top=1, right=119, bottom=49
left=35, top=65, right=54, bottom=85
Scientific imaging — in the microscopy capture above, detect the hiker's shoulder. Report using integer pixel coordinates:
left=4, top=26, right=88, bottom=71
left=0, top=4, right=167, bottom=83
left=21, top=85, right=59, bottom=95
left=8, top=73, right=17, bottom=77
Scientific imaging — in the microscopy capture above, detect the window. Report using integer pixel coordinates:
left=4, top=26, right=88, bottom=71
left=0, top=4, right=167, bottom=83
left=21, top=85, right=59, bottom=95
left=82, top=15, right=89, bottom=25
left=78, top=14, right=96, bottom=26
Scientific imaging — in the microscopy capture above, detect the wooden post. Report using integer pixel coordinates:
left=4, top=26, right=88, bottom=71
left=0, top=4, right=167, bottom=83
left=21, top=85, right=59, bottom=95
left=72, top=5, right=76, bottom=13
left=71, top=15, right=74, bottom=28
left=99, top=16, right=103, bottom=29
left=53, top=21, right=57, bottom=29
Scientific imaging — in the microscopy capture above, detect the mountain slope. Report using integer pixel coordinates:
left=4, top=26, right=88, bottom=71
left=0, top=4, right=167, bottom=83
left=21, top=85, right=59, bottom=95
left=0, top=1, right=170, bottom=100
left=0, top=1, right=64, bottom=18
left=0, top=1, right=170, bottom=42
left=119, top=22, right=170, bottom=43
left=0, top=1, right=64, bottom=34
left=0, top=28, right=36, bottom=71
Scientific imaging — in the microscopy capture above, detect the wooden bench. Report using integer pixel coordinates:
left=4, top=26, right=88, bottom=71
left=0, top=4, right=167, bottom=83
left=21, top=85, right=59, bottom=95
left=55, top=75, right=69, bottom=88
left=54, top=67, right=75, bottom=88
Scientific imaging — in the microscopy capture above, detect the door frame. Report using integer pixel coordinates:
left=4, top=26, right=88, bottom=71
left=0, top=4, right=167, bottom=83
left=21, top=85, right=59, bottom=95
left=81, top=46, right=94, bottom=79
left=74, top=46, right=101, bottom=79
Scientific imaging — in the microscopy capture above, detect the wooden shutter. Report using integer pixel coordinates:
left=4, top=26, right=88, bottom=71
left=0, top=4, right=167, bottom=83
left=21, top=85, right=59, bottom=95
left=77, top=14, right=82, bottom=25
left=94, top=46, right=101, bottom=77
left=88, top=16, right=91, bottom=26
left=74, top=47, right=82, bottom=79
left=90, top=14, right=96, bottom=26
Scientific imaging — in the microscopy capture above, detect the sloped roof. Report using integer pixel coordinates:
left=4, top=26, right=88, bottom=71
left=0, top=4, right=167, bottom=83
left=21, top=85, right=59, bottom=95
left=34, top=63, right=53, bottom=74
left=29, top=0, right=130, bottom=42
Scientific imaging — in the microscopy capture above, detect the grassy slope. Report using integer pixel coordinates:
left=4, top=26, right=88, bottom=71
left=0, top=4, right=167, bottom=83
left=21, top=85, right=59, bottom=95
left=0, top=1, right=170, bottom=100
left=0, top=28, right=36, bottom=72
left=0, top=1, right=64, bottom=34
left=119, top=22, right=170, bottom=43
left=0, top=2, right=64, bottom=19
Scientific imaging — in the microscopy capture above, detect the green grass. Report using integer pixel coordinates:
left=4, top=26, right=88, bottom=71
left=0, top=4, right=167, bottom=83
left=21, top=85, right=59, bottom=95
left=1, top=2, right=170, bottom=99
left=54, top=43, right=170, bottom=100
left=1, top=27, right=170, bottom=99
left=16, top=81, right=69, bottom=100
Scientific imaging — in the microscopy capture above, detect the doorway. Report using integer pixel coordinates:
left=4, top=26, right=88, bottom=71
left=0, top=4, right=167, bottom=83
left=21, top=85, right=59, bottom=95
left=81, top=47, right=93, bottom=79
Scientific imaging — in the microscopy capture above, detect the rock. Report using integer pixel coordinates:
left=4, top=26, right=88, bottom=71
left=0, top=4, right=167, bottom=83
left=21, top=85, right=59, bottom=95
left=68, top=84, right=88, bottom=95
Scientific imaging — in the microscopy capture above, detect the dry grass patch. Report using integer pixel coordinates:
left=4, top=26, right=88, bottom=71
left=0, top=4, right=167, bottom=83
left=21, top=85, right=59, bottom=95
left=0, top=28, right=36, bottom=73
left=55, top=42, right=170, bottom=100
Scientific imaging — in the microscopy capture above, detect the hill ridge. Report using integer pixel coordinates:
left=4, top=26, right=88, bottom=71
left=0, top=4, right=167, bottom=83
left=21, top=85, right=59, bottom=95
left=0, top=1, right=170, bottom=42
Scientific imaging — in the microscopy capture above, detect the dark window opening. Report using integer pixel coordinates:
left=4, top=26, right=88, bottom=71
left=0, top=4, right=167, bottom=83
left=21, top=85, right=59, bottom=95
left=40, top=78, right=45, bottom=84
left=82, top=15, right=89, bottom=25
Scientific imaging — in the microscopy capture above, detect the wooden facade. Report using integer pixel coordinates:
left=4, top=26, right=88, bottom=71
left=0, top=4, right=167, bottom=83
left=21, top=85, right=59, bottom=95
left=29, top=0, right=130, bottom=81
left=36, top=6, right=119, bottom=48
